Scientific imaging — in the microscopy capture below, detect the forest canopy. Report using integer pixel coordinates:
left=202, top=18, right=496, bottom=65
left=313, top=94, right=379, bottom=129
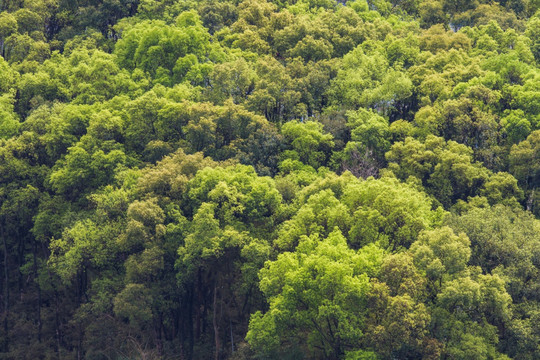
left=1, top=0, right=540, bottom=359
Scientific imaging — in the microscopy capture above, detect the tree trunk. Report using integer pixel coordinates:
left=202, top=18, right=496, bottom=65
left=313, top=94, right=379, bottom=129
left=187, top=284, right=194, bottom=359
left=213, top=283, right=220, bottom=360
left=55, top=289, right=61, bottom=360
left=195, top=271, right=202, bottom=340
left=33, top=241, right=41, bottom=343
left=2, top=223, right=9, bottom=353
left=41, top=242, right=61, bottom=360
left=229, top=318, right=234, bottom=354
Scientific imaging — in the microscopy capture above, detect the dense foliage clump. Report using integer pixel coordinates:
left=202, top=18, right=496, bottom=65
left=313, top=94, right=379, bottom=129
left=1, top=0, right=540, bottom=359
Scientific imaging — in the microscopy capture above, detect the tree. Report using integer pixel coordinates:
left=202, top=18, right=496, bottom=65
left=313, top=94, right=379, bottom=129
left=48, top=130, right=132, bottom=200
left=207, top=57, right=257, bottom=105
left=343, top=175, right=444, bottom=250
left=411, top=226, right=471, bottom=295
left=526, top=15, right=540, bottom=62
left=0, top=12, right=17, bottom=57
left=114, top=12, right=211, bottom=80
left=346, top=108, right=390, bottom=163
left=362, top=253, right=437, bottom=359
left=0, top=94, right=19, bottom=139
left=409, top=225, right=514, bottom=360
left=387, top=135, right=522, bottom=208
left=446, top=205, right=540, bottom=306
left=247, top=229, right=384, bottom=359
left=281, top=120, right=335, bottom=169
left=275, top=188, right=351, bottom=250
left=328, top=45, right=413, bottom=116
left=509, top=130, right=540, bottom=214
left=246, top=55, right=304, bottom=123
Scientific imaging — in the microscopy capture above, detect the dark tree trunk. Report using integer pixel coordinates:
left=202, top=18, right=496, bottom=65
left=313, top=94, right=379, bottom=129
left=213, top=282, right=220, bottom=360
left=33, top=241, right=41, bottom=343
left=42, top=242, right=61, bottom=360
left=2, top=224, right=9, bottom=353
